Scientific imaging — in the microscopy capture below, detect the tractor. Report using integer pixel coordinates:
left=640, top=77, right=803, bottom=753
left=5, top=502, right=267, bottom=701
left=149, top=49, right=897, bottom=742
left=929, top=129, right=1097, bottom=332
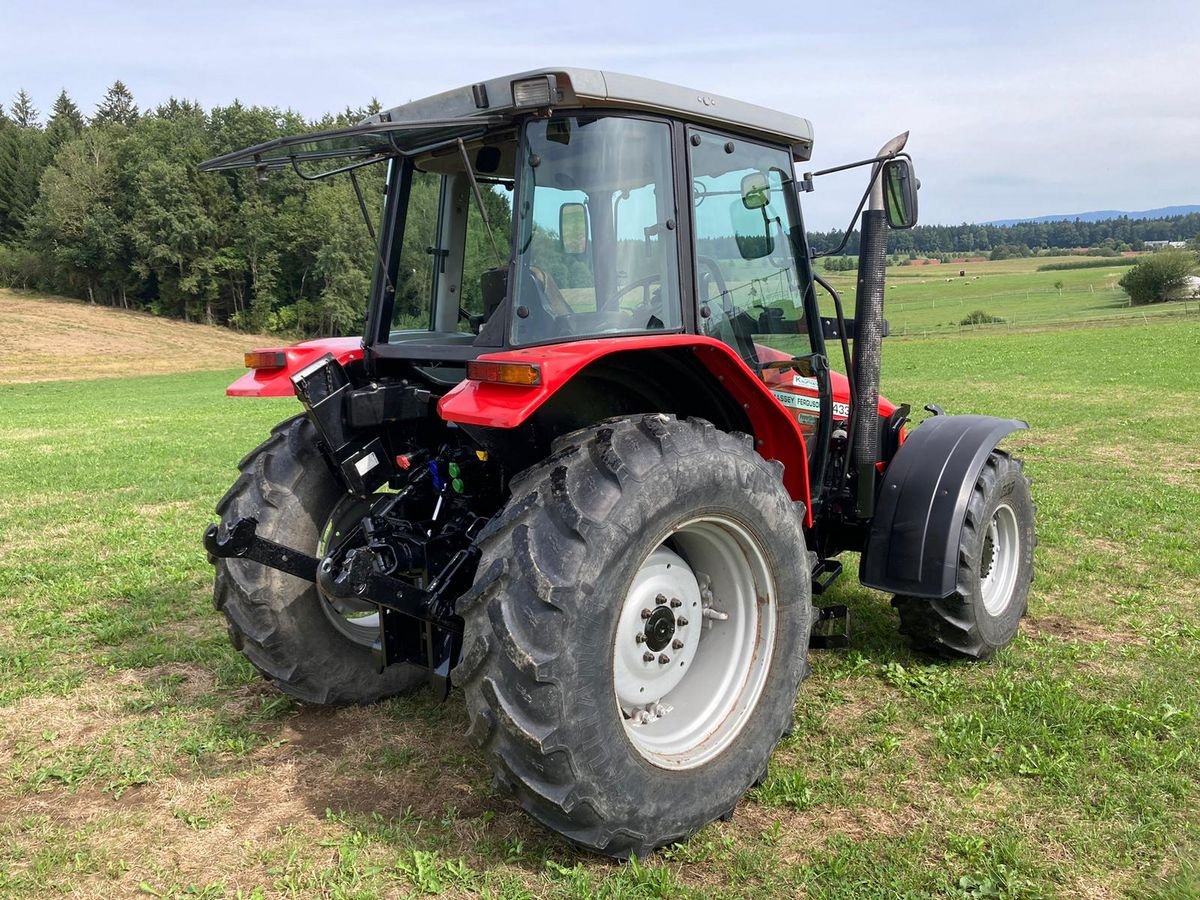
left=202, top=68, right=1035, bottom=858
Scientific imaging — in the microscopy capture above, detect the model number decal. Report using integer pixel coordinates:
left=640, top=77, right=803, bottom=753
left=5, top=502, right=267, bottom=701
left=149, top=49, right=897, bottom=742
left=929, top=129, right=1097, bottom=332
left=770, top=389, right=848, bottom=419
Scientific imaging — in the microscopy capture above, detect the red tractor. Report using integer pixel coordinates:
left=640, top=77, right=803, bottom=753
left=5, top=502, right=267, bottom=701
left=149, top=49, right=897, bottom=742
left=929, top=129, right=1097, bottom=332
left=203, top=68, right=1035, bottom=858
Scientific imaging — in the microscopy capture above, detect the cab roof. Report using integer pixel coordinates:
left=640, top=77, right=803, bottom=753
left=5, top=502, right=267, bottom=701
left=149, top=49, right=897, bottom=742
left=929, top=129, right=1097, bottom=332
left=199, top=67, right=815, bottom=175
left=371, top=67, right=814, bottom=161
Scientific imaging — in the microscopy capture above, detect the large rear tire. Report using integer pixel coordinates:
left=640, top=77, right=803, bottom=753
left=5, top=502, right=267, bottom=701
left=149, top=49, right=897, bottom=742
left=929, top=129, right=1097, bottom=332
left=455, top=415, right=811, bottom=857
left=892, top=450, right=1035, bottom=660
left=213, top=416, right=426, bottom=704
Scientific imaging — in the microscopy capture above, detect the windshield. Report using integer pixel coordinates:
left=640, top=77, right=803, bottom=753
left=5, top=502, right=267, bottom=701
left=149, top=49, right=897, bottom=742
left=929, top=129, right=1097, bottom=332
left=510, top=116, right=681, bottom=346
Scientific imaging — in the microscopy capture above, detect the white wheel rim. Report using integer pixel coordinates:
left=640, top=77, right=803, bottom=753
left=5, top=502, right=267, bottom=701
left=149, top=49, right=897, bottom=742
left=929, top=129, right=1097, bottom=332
left=980, top=502, right=1021, bottom=615
left=316, top=495, right=381, bottom=645
left=612, top=515, right=776, bottom=770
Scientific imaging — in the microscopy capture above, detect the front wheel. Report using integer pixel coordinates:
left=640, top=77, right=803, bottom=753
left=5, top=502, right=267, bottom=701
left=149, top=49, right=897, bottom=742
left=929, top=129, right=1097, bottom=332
left=893, top=450, right=1035, bottom=660
left=455, top=415, right=811, bottom=857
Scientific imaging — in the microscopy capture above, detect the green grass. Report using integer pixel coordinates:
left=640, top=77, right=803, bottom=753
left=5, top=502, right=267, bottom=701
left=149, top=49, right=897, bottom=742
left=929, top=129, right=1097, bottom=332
left=2, top=319, right=1199, bottom=897
left=818, top=255, right=1200, bottom=335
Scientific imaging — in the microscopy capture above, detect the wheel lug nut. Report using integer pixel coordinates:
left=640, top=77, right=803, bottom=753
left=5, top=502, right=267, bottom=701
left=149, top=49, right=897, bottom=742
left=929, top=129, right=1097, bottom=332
left=643, top=652, right=655, bottom=663
left=672, top=639, right=684, bottom=650
left=658, top=654, right=670, bottom=664
left=641, top=609, right=652, bottom=620
left=655, top=593, right=668, bottom=606
left=670, top=598, right=682, bottom=608
left=676, top=616, right=688, bottom=627
left=635, top=633, right=645, bottom=644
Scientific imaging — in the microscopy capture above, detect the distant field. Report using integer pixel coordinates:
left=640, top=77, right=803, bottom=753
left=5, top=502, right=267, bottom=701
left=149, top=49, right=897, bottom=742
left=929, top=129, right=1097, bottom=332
left=0, top=289, right=270, bottom=382
left=820, top=255, right=1199, bottom=335
left=1, top=296, right=1199, bottom=897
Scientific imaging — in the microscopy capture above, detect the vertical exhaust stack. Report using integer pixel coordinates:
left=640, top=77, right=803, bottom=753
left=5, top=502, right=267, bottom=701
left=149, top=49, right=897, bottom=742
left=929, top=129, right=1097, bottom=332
left=851, top=132, right=908, bottom=519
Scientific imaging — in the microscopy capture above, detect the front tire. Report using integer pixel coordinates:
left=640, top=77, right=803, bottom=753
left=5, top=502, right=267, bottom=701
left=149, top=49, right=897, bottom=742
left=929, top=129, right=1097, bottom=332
left=892, top=450, right=1035, bottom=660
left=455, top=415, right=811, bottom=857
left=213, top=416, right=426, bottom=704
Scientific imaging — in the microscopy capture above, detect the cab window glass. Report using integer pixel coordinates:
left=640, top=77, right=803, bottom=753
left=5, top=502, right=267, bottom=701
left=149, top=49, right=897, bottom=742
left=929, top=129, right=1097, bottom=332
left=688, top=130, right=805, bottom=363
left=391, top=169, right=440, bottom=331
left=511, top=116, right=681, bottom=345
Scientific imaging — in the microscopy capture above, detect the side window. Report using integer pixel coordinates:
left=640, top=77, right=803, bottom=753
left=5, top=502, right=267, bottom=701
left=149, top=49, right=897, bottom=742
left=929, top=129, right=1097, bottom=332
left=391, top=169, right=441, bottom=331
left=688, top=130, right=806, bottom=364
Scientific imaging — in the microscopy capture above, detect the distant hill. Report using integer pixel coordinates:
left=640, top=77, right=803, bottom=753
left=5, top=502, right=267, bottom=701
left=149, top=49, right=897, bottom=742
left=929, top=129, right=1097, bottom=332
left=985, top=205, right=1200, bottom=227
left=0, top=289, right=271, bottom=383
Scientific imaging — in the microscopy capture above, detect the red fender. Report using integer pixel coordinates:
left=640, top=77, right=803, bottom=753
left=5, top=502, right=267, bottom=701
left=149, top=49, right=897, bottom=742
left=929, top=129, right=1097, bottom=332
left=225, top=337, right=364, bottom=397
left=438, top=335, right=814, bottom=524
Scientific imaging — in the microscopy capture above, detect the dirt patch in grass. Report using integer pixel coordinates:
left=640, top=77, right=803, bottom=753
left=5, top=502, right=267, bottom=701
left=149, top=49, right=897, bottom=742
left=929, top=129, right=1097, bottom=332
left=0, top=290, right=272, bottom=383
left=1159, top=460, right=1200, bottom=488
left=1021, top=614, right=1138, bottom=644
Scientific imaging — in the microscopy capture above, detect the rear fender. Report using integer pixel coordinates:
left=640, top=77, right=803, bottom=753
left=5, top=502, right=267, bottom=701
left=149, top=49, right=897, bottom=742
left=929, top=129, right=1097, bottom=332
left=226, top=337, right=364, bottom=397
left=438, top=335, right=812, bottom=523
left=859, top=414, right=1028, bottom=598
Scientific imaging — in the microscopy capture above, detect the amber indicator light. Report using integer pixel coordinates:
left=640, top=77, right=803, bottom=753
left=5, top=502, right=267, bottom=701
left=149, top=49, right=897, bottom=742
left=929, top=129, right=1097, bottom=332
left=466, top=360, right=542, bottom=386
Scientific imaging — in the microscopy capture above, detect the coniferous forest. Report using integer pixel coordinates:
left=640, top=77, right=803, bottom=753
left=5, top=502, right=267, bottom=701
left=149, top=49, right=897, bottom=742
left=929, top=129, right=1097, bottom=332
left=1, top=82, right=1198, bottom=337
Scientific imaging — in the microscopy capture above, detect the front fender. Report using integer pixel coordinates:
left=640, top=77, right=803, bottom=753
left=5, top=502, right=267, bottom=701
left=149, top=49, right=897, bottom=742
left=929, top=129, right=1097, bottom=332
left=859, top=414, right=1028, bottom=598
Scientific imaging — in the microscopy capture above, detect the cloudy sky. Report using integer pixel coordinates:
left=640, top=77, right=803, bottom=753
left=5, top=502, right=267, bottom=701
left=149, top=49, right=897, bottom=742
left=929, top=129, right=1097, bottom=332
left=3, top=0, right=1197, bottom=229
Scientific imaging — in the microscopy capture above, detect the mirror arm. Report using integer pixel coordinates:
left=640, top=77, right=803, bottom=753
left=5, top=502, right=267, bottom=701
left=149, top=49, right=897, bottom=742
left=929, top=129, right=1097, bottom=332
left=802, top=149, right=909, bottom=184
left=808, top=149, right=913, bottom=260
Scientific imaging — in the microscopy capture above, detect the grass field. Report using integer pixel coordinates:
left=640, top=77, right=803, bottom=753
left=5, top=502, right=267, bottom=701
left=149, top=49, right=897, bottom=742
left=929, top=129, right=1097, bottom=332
left=819, top=256, right=1200, bottom=336
left=1, top=286, right=1199, bottom=898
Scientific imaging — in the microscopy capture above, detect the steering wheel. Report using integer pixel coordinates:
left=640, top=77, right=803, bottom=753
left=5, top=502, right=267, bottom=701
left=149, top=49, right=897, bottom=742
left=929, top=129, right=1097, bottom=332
left=613, top=273, right=664, bottom=311
left=696, top=256, right=729, bottom=311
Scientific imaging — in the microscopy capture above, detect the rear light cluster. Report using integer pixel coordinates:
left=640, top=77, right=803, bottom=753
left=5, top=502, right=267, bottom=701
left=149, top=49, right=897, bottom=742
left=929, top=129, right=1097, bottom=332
left=466, top=360, right=542, bottom=386
left=244, top=350, right=287, bottom=370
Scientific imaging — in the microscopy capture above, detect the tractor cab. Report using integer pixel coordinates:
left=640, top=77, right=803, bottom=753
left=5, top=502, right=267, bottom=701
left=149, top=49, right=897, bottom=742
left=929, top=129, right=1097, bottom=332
left=202, top=70, right=822, bottom=387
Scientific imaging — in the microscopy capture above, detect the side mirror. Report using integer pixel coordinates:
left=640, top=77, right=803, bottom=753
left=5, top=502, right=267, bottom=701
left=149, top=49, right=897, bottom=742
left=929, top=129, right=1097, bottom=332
left=740, top=172, right=770, bottom=209
left=559, top=202, right=589, bottom=255
left=729, top=200, right=774, bottom=260
left=882, top=158, right=918, bottom=229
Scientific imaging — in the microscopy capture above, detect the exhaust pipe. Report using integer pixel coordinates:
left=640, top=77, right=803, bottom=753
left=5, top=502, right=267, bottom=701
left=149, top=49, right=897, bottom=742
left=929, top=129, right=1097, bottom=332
left=851, top=132, right=908, bottom=519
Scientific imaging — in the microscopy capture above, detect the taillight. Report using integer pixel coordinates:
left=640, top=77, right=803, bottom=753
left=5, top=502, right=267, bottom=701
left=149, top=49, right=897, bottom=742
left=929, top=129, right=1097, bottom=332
left=244, top=350, right=287, bottom=370
left=466, top=360, right=542, bottom=386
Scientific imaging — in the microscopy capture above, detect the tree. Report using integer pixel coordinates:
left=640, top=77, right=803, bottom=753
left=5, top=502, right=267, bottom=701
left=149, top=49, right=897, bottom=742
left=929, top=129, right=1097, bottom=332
left=28, top=130, right=125, bottom=302
left=0, top=122, right=49, bottom=240
left=45, top=89, right=85, bottom=150
left=10, top=89, right=39, bottom=128
left=93, top=80, right=138, bottom=127
left=1118, top=250, right=1198, bottom=305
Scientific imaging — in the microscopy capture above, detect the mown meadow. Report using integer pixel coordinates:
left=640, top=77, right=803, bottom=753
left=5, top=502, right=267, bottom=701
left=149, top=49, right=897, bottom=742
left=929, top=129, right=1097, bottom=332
left=1, top=287, right=1198, bottom=897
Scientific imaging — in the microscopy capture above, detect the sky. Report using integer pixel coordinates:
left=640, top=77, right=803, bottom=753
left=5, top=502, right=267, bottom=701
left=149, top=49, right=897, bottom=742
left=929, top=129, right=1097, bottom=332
left=2, top=0, right=1198, bottom=230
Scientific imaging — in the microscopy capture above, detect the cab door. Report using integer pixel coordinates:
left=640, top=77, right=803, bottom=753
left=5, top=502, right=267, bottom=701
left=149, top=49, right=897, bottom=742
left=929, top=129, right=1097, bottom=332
left=685, top=127, right=825, bottom=436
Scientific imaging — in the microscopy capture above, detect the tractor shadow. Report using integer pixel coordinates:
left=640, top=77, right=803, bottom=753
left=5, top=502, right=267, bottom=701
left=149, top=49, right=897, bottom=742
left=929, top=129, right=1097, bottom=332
left=812, top=577, right=917, bottom=667
left=230, top=579, right=942, bottom=874
left=248, top=686, right=579, bottom=869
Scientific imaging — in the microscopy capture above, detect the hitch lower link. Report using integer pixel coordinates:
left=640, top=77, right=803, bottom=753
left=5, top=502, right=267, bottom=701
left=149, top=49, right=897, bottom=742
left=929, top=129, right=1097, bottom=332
left=203, top=517, right=475, bottom=699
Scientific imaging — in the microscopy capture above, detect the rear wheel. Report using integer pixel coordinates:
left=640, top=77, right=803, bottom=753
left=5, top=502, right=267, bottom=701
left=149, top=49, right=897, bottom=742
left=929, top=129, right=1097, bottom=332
left=455, top=414, right=811, bottom=857
left=213, top=416, right=426, bottom=704
left=892, top=450, right=1035, bottom=660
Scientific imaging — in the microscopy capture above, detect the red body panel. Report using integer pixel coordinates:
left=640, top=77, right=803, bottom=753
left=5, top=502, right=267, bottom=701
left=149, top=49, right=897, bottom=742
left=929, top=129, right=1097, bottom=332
left=438, top=335, right=815, bottom=524
left=755, top=344, right=898, bottom=429
left=225, top=337, right=364, bottom=397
